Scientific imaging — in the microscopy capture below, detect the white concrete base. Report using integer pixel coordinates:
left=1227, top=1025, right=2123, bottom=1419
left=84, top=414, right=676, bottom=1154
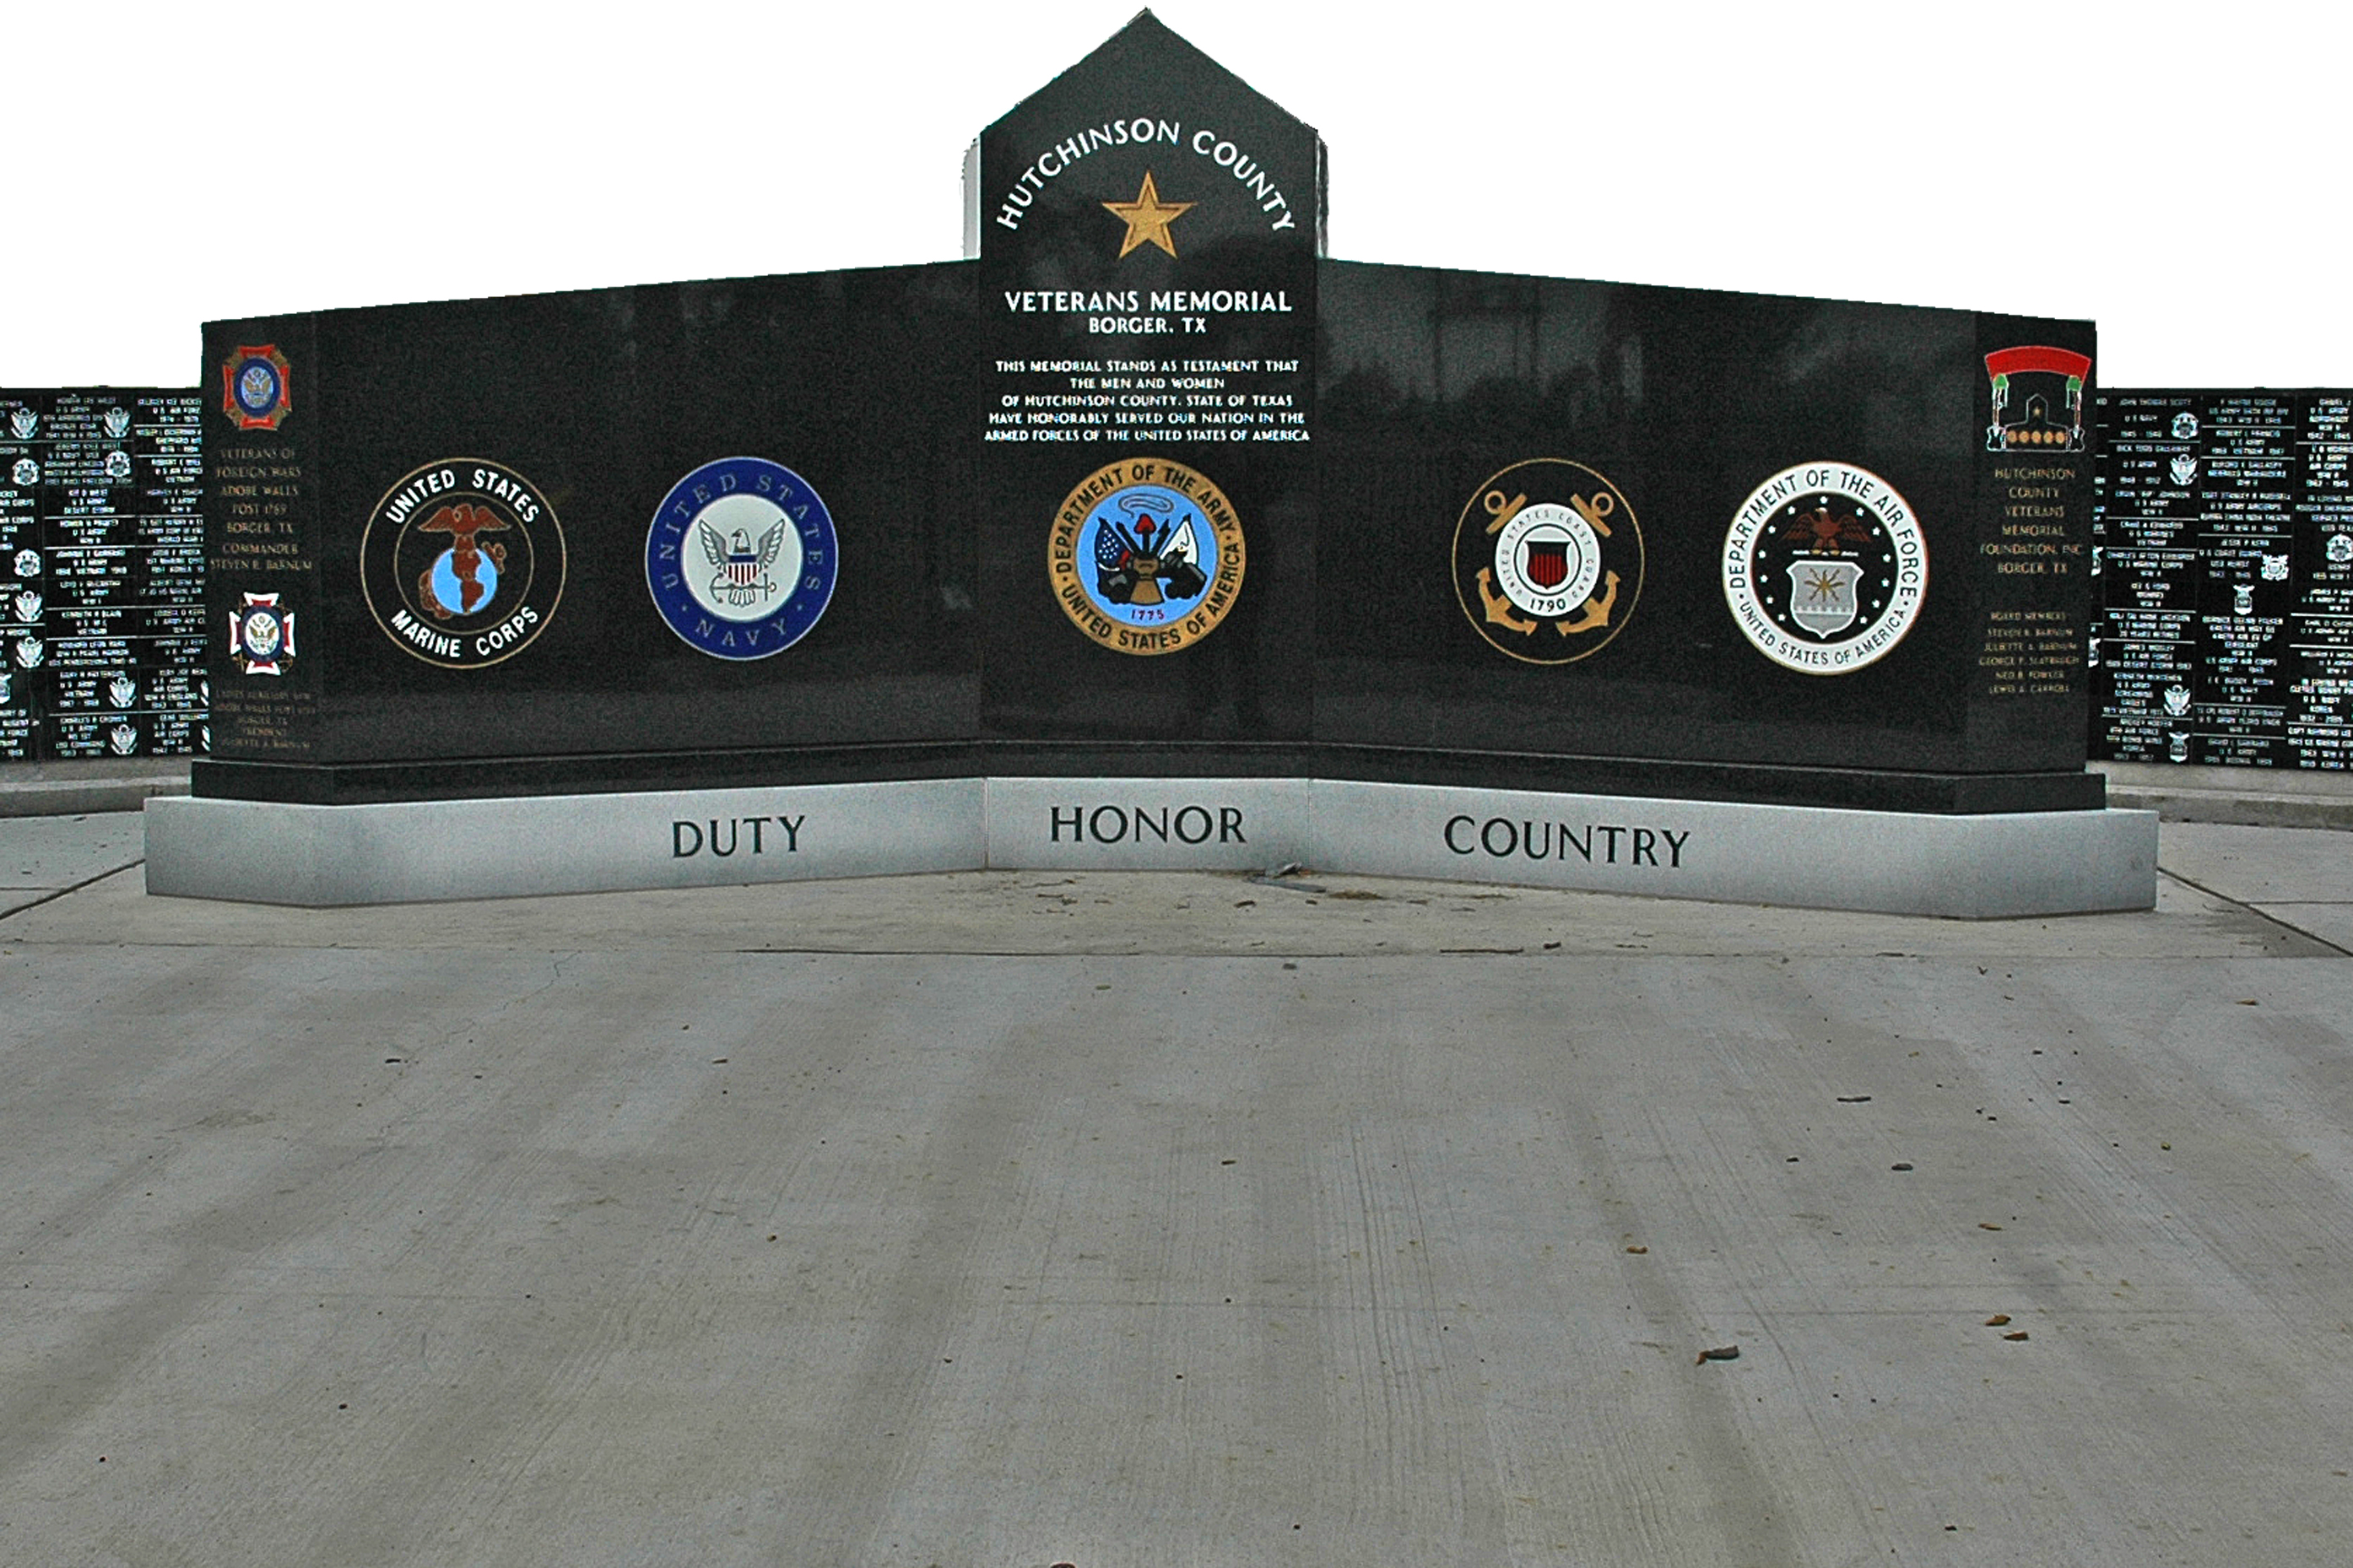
left=144, top=775, right=2159, bottom=917
left=1312, top=780, right=2158, bottom=919
left=143, top=779, right=987, bottom=906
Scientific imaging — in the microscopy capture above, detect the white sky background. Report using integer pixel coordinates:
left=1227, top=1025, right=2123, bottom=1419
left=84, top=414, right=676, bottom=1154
left=4, top=0, right=2341, bottom=389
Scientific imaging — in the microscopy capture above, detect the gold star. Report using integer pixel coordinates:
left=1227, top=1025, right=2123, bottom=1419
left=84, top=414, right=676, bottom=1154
left=1101, top=170, right=1193, bottom=259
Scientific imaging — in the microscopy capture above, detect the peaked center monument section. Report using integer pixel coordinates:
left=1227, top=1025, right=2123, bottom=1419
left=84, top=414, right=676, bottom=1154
left=975, top=14, right=1321, bottom=770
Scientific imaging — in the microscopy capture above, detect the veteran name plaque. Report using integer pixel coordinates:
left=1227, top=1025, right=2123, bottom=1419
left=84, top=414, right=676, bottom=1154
left=154, top=12, right=2150, bottom=916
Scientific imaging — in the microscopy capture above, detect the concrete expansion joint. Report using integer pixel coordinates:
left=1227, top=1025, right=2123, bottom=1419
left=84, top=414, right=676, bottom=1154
left=2156, top=865, right=2353, bottom=959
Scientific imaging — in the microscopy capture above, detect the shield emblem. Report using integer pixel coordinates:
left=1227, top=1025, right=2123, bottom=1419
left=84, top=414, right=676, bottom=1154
left=8, top=409, right=33, bottom=440
left=1787, top=560, right=1861, bottom=638
left=108, top=723, right=138, bottom=756
left=1521, top=537, right=1569, bottom=590
left=12, top=591, right=37, bottom=624
left=108, top=673, right=138, bottom=709
left=2170, top=455, right=2197, bottom=486
left=103, top=407, right=130, bottom=438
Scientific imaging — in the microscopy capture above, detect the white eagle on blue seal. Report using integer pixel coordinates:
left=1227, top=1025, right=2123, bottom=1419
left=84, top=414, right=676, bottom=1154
left=699, top=517, right=786, bottom=608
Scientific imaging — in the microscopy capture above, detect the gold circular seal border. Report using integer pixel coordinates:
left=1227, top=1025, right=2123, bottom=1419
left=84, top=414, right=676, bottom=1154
left=1451, top=457, right=1645, bottom=665
left=1047, top=457, right=1247, bottom=656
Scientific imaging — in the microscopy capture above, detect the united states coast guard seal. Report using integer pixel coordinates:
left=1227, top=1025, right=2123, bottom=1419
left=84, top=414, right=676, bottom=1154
left=1049, top=458, right=1243, bottom=655
left=1451, top=458, right=1644, bottom=663
left=646, top=457, right=837, bottom=659
left=360, top=457, right=565, bottom=668
left=1722, top=461, right=1926, bottom=674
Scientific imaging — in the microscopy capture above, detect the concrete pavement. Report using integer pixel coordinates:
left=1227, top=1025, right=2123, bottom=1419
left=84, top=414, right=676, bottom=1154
left=0, top=808, right=2349, bottom=1565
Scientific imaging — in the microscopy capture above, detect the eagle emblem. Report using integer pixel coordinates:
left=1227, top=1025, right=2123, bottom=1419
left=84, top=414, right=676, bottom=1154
left=700, top=518, right=787, bottom=608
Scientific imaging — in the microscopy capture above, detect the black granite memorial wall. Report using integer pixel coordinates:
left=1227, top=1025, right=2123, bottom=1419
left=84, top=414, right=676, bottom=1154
left=191, top=13, right=2100, bottom=814
left=0, top=387, right=206, bottom=761
left=2091, top=389, right=2353, bottom=770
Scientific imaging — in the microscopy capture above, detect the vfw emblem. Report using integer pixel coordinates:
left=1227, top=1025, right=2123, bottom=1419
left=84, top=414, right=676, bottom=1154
left=103, top=450, right=132, bottom=481
left=1984, top=346, right=2091, bottom=451
left=10, top=458, right=35, bottom=487
left=102, top=407, right=131, bottom=439
left=2329, top=533, right=2353, bottom=565
left=8, top=408, right=35, bottom=440
left=230, top=591, right=296, bottom=676
left=1723, top=462, right=1927, bottom=675
left=2169, top=454, right=2198, bottom=487
left=360, top=458, right=565, bottom=668
left=2172, top=410, right=2199, bottom=441
left=106, top=673, right=138, bottom=710
left=9, top=549, right=32, bottom=578
left=221, top=344, right=293, bottom=430
left=646, top=456, right=837, bottom=659
left=1451, top=457, right=1644, bottom=662
left=1048, top=458, right=1244, bottom=655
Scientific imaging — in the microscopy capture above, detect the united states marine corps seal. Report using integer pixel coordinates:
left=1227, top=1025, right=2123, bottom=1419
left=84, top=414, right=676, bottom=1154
left=645, top=456, right=838, bottom=659
left=360, top=458, right=565, bottom=668
left=1451, top=459, right=1643, bottom=662
left=1049, top=458, right=1243, bottom=655
left=1723, top=461, right=1926, bottom=675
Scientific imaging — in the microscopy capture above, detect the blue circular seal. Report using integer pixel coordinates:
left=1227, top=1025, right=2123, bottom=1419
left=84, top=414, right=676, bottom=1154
left=646, top=456, right=838, bottom=659
left=234, top=357, right=282, bottom=419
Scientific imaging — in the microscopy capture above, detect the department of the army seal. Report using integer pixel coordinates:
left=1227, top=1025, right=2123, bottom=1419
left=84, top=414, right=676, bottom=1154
left=1049, top=457, right=1243, bottom=655
left=360, top=458, right=565, bottom=668
left=646, top=456, right=838, bottom=660
left=1451, top=458, right=1644, bottom=663
left=1722, top=461, right=1926, bottom=675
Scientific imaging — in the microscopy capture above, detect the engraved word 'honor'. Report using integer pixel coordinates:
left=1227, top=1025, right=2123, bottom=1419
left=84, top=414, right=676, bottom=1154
left=1452, top=458, right=1644, bottom=663
left=360, top=458, right=565, bottom=668
left=1049, top=458, right=1244, bottom=655
left=646, top=457, right=837, bottom=659
left=1723, top=462, right=1926, bottom=675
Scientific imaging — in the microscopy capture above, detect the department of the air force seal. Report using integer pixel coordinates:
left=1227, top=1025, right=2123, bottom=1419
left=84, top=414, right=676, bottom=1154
left=1723, top=462, right=1926, bottom=675
left=360, top=458, right=565, bottom=668
left=645, top=456, right=837, bottom=659
left=1451, top=458, right=1644, bottom=663
left=1048, top=458, right=1243, bottom=655
left=221, top=344, right=292, bottom=431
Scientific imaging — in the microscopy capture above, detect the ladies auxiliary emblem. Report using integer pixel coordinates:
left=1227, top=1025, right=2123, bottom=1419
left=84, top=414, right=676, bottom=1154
left=360, top=458, right=566, bottom=668
left=1048, top=458, right=1243, bottom=655
left=1723, top=461, right=1926, bottom=675
left=1451, top=458, right=1644, bottom=663
left=646, top=457, right=838, bottom=659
